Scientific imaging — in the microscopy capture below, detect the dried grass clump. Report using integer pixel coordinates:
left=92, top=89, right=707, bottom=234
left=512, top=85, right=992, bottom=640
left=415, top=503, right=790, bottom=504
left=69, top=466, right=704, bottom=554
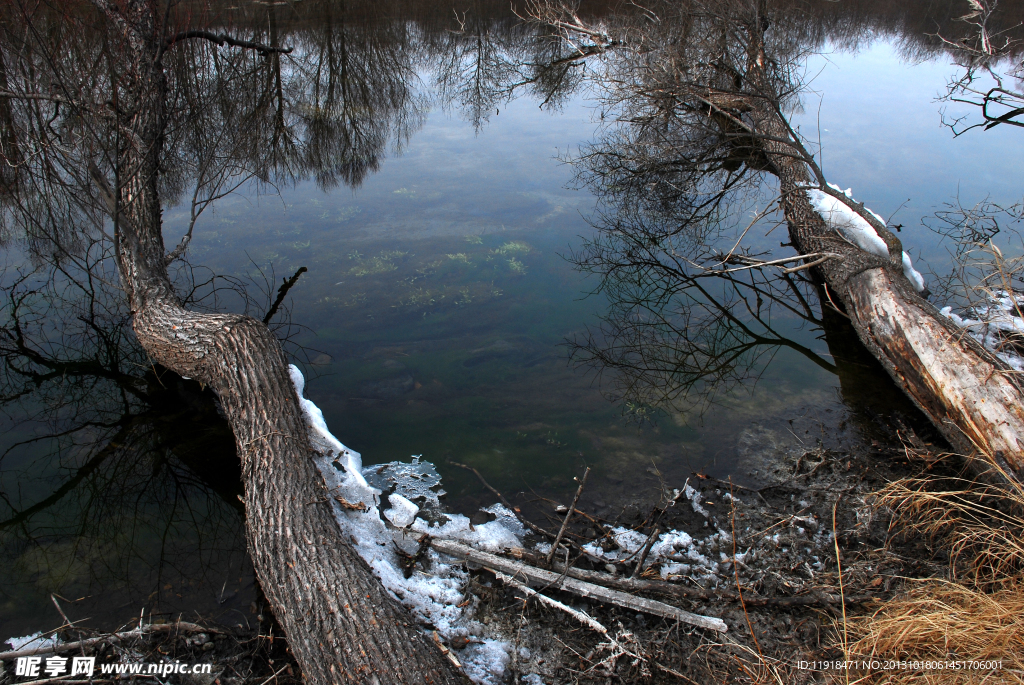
left=837, top=460, right=1024, bottom=684
left=871, top=470, right=1024, bottom=587
left=843, top=579, right=1024, bottom=684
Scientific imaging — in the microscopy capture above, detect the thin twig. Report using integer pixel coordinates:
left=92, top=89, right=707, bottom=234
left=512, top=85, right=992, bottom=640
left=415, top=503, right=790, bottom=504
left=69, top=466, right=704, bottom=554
left=449, top=460, right=558, bottom=540
left=710, top=252, right=834, bottom=276
left=263, top=267, right=308, bottom=325
left=0, top=622, right=219, bottom=660
left=833, top=498, right=851, bottom=685
left=547, top=467, right=591, bottom=565
left=255, top=664, right=289, bottom=685
left=630, top=526, right=660, bottom=579
left=781, top=254, right=834, bottom=274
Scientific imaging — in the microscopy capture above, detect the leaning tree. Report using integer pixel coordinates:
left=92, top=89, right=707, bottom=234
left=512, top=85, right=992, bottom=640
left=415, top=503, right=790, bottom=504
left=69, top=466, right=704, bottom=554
left=0, top=0, right=463, bottom=682
left=523, top=0, right=1024, bottom=477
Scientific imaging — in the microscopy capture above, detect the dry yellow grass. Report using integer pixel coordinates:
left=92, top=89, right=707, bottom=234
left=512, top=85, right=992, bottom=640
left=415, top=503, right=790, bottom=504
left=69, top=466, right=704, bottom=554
left=871, top=470, right=1024, bottom=587
left=843, top=579, right=1024, bottom=684
left=835, top=459, right=1024, bottom=684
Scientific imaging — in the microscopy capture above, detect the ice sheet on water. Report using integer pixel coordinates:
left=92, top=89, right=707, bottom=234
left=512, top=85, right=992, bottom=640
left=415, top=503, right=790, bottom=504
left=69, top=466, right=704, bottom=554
left=364, top=455, right=447, bottom=509
left=384, top=493, right=420, bottom=527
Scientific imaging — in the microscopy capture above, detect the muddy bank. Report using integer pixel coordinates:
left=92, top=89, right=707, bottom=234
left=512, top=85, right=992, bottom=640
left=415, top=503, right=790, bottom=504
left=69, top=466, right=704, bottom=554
left=450, top=423, right=950, bottom=684
left=0, top=419, right=948, bottom=685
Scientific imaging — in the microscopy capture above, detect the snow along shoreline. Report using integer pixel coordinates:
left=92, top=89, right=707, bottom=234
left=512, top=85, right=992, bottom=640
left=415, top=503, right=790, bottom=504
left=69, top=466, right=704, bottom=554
left=285, top=366, right=746, bottom=683
left=288, top=365, right=515, bottom=684
left=2, top=367, right=755, bottom=682
left=940, top=292, right=1024, bottom=371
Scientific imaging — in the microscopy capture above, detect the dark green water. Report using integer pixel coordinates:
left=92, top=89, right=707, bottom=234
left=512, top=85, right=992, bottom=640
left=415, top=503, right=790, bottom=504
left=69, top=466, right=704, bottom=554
left=1, top=0, right=1022, bottom=639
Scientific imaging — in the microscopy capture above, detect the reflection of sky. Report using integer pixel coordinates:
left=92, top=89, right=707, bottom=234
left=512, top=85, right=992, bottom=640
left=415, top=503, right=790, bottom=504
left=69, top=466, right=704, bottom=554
left=796, top=41, right=1023, bottom=270
left=171, top=37, right=1001, bottom=482
left=168, top=80, right=601, bottom=247
left=350, top=89, right=599, bottom=238
left=151, top=31, right=1024, bottom=508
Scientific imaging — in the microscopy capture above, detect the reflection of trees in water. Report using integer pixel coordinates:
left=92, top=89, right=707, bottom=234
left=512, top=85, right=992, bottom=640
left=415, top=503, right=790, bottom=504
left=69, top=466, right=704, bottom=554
left=0, top=246, right=251, bottom=629
left=532, top=0, right=995, bottom=425
left=564, top=129, right=837, bottom=418
left=0, top=0, right=1013, bottom=632
left=427, top=2, right=588, bottom=130
left=568, top=249, right=837, bottom=420
left=0, top=0, right=431, bottom=262
left=282, top=4, right=427, bottom=188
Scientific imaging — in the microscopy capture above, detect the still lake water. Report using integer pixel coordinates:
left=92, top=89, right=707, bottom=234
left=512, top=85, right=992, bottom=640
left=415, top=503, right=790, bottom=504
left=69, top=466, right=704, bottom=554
left=1, top=4, right=1022, bottom=637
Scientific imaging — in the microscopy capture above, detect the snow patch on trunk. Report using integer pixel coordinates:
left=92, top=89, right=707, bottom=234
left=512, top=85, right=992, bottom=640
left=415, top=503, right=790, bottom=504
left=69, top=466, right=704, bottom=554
left=804, top=183, right=927, bottom=293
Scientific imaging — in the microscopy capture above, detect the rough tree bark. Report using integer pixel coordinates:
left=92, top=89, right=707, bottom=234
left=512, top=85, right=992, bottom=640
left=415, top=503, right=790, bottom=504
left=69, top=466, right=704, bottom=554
left=85, top=2, right=464, bottom=682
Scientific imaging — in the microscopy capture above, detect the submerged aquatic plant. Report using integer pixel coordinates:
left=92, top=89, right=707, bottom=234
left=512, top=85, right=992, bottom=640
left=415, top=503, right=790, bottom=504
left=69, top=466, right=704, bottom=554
left=494, top=240, right=531, bottom=255
left=348, top=250, right=409, bottom=277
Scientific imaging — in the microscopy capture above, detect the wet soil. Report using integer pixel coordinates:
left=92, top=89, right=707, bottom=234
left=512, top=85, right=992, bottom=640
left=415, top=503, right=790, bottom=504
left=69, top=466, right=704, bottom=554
left=459, top=420, right=954, bottom=684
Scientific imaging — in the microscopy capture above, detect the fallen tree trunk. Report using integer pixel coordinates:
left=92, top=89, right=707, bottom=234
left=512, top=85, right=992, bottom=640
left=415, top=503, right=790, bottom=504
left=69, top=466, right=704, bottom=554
left=431, top=539, right=729, bottom=632
left=528, top=1, right=1024, bottom=477
left=513, top=548, right=870, bottom=608
left=751, top=101, right=1024, bottom=476
left=693, top=14, right=1024, bottom=474
left=722, top=23, right=1024, bottom=477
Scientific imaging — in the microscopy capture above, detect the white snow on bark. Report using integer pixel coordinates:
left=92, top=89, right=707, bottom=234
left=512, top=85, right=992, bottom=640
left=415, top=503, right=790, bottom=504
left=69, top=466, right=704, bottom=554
left=289, top=365, right=518, bottom=684
left=804, top=183, right=927, bottom=293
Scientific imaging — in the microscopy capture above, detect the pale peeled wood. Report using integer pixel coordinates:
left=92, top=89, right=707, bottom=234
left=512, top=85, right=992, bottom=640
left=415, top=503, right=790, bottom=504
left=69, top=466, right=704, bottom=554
left=846, top=269, right=1024, bottom=464
left=744, top=53, right=1024, bottom=474
left=431, top=539, right=729, bottom=633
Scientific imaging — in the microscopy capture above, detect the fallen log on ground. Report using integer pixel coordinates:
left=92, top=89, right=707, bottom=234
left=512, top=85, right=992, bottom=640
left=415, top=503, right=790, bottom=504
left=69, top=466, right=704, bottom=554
left=491, top=571, right=695, bottom=681
left=513, top=548, right=871, bottom=608
left=431, top=538, right=729, bottom=632
left=0, top=622, right=218, bottom=661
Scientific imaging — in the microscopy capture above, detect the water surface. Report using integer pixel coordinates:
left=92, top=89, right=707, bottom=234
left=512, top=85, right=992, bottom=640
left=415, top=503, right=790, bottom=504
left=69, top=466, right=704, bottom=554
left=1, top=0, right=1022, bottom=637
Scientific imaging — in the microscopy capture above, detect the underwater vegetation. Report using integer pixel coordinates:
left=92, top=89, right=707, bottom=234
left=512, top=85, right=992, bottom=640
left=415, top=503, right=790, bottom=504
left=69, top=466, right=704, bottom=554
left=314, top=235, right=539, bottom=317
